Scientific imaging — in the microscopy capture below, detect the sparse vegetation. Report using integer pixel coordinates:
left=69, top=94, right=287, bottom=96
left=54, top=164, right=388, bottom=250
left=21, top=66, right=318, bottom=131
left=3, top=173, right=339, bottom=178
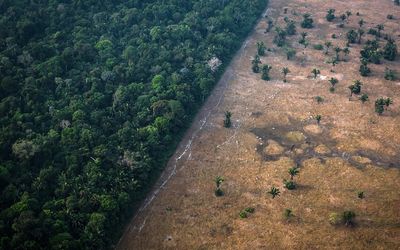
left=257, top=41, right=266, bottom=56
left=359, top=59, right=371, bottom=76
left=285, top=47, right=297, bottom=60
left=284, top=18, right=297, bottom=35
left=252, top=55, right=261, bottom=73
left=313, top=44, right=324, bottom=51
left=348, top=80, right=363, bottom=96
left=315, top=114, right=322, bottom=124
left=315, top=96, right=324, bottom=104
left=329, top=77, right=339, bottom=87
left=325, top=41, right=332, bottom=55
left=346, top=30, right=358, bottom=44
left=329, top=213, right=342, bottom=226
left=357, top=191, right=365, bottom=199
left=283, top=209, right=294, bottom=221
left=383, top=38, right=398, bottom=61
left=273, top=27, right=287, bottom=47
left=374, top=97, right=392, bottom=115
left=360, top=94, right=369, bottom=103
left=343, top=211, right=356, bottom=227
left=283, top=179, right=296, bottom=190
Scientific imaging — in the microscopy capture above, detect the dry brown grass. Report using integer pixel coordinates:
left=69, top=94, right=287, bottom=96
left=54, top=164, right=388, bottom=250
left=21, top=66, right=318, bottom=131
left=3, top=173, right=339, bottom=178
left=117, top=0, right=400, bottom=249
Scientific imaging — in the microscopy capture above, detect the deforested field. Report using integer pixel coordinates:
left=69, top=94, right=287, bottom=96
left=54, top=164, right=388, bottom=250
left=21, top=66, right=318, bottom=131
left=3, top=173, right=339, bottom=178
left=117, top=0, right=400, bottom=249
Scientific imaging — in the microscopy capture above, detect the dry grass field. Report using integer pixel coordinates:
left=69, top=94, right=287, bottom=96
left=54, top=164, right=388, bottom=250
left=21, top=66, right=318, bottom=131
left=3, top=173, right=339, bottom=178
left=117, top=0, right=400, bottom=249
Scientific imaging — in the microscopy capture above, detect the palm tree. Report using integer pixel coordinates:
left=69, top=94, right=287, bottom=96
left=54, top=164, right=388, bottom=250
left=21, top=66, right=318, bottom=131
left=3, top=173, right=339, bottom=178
left=343, top=211, right=356, bottom=227
left=376, top=24, right=384, bottom=37
left=311, top=68, right=320, bottom=78
left=357, top=29, right=365, bottom=44
left=358, top=19, right=365, bottom=28
left=261, top=64, right=272, bottom=81
left=268, top=186, right=280, bottom=198
left=288, top=166, right=300, bottom=180
left=343, top=47, right=350, bottom=61
left=324, top=41, right=332, bottom=55
left=315, top=114, right=322, bottom=124
left=334, top=46, right=341, bottom=61
left=224, top=111, right=232, bottom=128
left=257, top=41, right=266, bottom=56
left=282, top=67, right=290, bottom=82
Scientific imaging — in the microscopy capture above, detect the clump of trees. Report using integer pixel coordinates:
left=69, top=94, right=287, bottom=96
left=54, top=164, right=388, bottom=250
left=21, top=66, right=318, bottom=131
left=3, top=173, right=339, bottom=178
left=348, top=80, right=363, bottom=97
left=375, top=97, right=393, bottom=115
left=273, top=27, right=287, bottom=47
left=383, top=38, right=398, bottom=61
left=284, top=17, right=297, bottom=35
left=360, top=40, right=382, bottom=64
left=359, top=59, right=371, bottom=76
left=347, top=30, right=358, bottom=44
left=384, top=68, right=397, bottom=81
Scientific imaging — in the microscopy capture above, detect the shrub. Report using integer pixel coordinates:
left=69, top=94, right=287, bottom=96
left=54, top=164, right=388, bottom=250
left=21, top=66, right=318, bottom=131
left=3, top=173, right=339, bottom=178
left=315, top=96, right=324, bottom=103
left=357, top=191, right=365, bottom=199
left=384, top=68, right=396, bottom=81
left=224, top=111, right=232, bottom=128
left=313, top=44, right=324, bottom=50
left=283, top=179, right=296, bottom=190
left=326, top=9, right=336, bottom=22
left=244, top=207, right=255, bottom=213
left=343, top=211, right=356, bottom=227
left=283, top=209, right=293, bottom=220
left=301, top=13, right=314, bottom=28
left=329, top=212, right=342, bottom=226
left=239, top=210, right=248, bottom=218
left=360, top=94, right=369, bottom=103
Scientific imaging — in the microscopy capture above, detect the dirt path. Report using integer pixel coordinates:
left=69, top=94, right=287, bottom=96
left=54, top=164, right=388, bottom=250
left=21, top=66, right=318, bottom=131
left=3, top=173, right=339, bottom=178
left=117, top=0, right=400, bottom=249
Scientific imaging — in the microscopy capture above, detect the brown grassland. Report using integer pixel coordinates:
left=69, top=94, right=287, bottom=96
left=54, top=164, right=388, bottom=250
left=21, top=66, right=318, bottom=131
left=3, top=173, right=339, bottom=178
left=117, top=0, right=400, bottom=249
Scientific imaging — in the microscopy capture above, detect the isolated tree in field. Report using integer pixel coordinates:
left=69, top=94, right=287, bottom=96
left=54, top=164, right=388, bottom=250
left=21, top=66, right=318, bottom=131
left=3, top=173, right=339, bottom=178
left=360, top=94, right=369, bottom=103
left=288, top=166, right=300, bottom=180
left=343, top=211, right=356, bottom=227
left=358, top=19, right=365, bottom=28
left=285, top=18, right=297, bottom=35
left=215, top=176, right=224, bottom=196
left=315, top=114, right=322, bottom=124
left=324, top=41, right=332, bottom=55
left=268, top=186, right=280, bottom=198
left=326, top=9, right=336, bottom=22
left=375, top=97, right=385, bottom=115
left=329, top=77, right=338, bottom=87
left=261, top=64, right=272, bottom=80
left=257, top=41, right=266, bottom=56
left=301, top=13, right=314, bottom=28
left=334, top=46, right=341, bottom=61
left=348, top=80, right=362, bottom=97
left=224, top=111, right=232, bottom=128
left=383, top=38, right=398, bottom=61
left=357, top=29, right=365, bottom=44
left=273, top=26, right=287, bottom=47
left=299, top=32, right=308, bottom=46
left=384, top=68, right=396, bottom=81
left=285, top=47, right=296, bottom=60
left=357, top=191, right=364, bottom=199
left=315, top=96, right=324, bottom=104
left=359, top=59, right=371, bottom=76
left=252, top=55, right=261, bottom=73
left=376, top=24, right=384, bottom=37
left=282, top=67, right=290, bottom=82
left=346, top=30, right=358, bottom=44
left=312, top=68, right=320, bottom=78
left=342, top=47, right=350, bottom=61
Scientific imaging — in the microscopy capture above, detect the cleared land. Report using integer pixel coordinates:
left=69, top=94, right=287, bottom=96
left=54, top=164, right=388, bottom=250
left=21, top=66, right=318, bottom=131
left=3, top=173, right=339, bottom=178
left=118, top=0, right=400, bottom=249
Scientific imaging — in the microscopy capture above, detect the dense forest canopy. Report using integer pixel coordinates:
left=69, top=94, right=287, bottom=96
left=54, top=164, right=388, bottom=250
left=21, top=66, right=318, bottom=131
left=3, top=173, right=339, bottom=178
left=0, top=0, right=268, bottom=249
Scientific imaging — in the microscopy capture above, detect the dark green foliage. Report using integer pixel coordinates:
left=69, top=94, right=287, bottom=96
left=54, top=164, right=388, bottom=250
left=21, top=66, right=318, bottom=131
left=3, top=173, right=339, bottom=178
left=375, top=97, right=392, bottom=115
left=315, top=115, right=322, bottom=124
left=359, top=59, right=371, bottom=76
left=343, top=211, right=356, bottom=227
left=257, top=41, right=267, bottom=56
left=266, top=19, right=274, bottom=33
left=360, top=94, right=369, bottom=103
left=0, top=0, right=269, bottom=248
left=368, top=28, right=379, bottom=37
left=283, top=179, right=296, bottom=190
left=284, top=18, right=297, bottom=36
left=299, top=32, right=308, bottom=46
left=312, top=68, right=320, bottom=78
left=268, top=186, right=280, bottom=198
left=252, top=55, right=261, bottom=73
left=357, top=191, right=364, bottom=199
left=261, top=65, right=272, bottom=81
left=383, top=39, right=398, bottom=61
left=387, top=14, right=394, bottom=20
left=329, top=86, right=335, bottom=93
left=329, top=77, right=339, bottom=87
left=239, top=210, right=248, bottom=218
left=282, top=67, right=290, bottom=82
left=384, top=68, right=396, bottom=81
left=326, top=9, right=336, bottom=22
left=358, top=29, right=365, bottom=44
left=273, top=27, right=287, bottom=47
left=224, top=112, right=232, bottom=128
left=244, top=207, right=255, bottom=213
left=288, top=166, right=300, bottom=180
left=346, top=30, right=358, bottom=44
left=301, top=13, right=314, bottom=28
left=315, top=96, right=324, bottom=104
left=361, top=40, right=382, bottom=64
left=348, top=80, right=363, bottom=96
left=285, top=47, right=296, bottom=60
left=313, top=44, right=324, bottom=50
